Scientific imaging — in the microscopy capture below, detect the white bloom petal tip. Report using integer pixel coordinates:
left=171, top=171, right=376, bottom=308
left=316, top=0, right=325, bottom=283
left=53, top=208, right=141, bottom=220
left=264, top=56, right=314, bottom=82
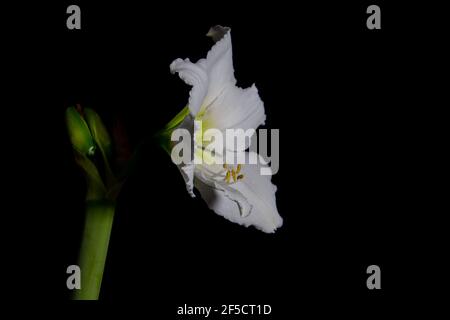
left=206, top=25, right=231, bottom=43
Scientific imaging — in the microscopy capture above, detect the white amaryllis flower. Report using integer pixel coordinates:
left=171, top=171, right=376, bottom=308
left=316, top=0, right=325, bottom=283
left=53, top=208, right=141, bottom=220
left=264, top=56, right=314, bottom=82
left=169, top=26, right=282, bottom=233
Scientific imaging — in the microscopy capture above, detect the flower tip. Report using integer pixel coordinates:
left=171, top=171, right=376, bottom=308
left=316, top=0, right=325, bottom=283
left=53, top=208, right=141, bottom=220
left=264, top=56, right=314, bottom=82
left=169, top=58, right=186, bottom=74
left=206, top=25, right=230, bottom=43
left=262, top=216, right=283, bottom=234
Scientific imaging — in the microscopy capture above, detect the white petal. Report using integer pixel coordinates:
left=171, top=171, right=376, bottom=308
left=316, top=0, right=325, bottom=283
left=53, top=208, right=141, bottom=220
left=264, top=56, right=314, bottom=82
left=232, top=154, right=282, bottom=230
left=202, top=30, right=236, bottom=108
left=170, top=58, right=208, bottom=116
left=215, top=181, right=253, bottom=218
left=170, top=29, right=235, bottom=117
left=195, top=178, right=253, bottom=228
left=195, top=153, right=282, bottom=233
left=170, top=28, right=265, bottom=135
left=201, top=30, right=266, bottom=133
left=202, top=83, right=266, bottom=133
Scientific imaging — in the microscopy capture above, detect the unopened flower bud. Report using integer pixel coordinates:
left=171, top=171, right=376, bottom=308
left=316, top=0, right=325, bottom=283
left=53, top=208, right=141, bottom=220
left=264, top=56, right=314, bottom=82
left=66, top=106, right=96, bottom=156
left=84, top=108, right=112, bottom=158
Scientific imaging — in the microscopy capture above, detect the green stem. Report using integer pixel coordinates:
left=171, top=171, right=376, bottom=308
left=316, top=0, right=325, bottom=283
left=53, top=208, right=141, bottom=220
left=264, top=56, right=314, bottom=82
left=73, top=200, right=115, bottom=300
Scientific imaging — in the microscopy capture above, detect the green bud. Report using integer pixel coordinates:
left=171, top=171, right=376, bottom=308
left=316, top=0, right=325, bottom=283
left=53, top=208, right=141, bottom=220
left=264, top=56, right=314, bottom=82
left=84, top=108, right=112, bottom=158
left=66, top=107, right=96, bottom=156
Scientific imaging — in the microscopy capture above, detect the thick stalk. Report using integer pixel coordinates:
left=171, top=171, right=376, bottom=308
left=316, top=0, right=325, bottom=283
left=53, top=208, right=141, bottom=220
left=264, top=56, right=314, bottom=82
left=73, top=200, right=115, bottom=300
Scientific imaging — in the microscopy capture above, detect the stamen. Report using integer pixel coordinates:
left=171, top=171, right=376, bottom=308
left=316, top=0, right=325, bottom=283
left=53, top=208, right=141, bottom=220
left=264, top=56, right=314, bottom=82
left=231, top=169, right=237, bottom=182
left=225, top=171, right=231, bottom=183
left=223, top=164, right=244, bottom=184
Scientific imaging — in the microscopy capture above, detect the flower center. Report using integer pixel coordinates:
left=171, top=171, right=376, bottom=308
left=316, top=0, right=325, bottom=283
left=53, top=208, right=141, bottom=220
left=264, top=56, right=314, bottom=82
left=223, top=164, right=244, bottom=184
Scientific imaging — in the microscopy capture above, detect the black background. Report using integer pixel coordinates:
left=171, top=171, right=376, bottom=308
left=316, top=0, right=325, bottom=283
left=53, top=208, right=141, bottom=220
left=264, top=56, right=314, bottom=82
left=6, top=0, right=443, bottom=316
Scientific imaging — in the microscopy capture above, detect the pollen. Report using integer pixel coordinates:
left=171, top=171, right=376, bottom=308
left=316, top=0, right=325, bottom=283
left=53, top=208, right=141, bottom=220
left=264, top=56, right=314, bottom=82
left=237, top=174, right=244, bottom=180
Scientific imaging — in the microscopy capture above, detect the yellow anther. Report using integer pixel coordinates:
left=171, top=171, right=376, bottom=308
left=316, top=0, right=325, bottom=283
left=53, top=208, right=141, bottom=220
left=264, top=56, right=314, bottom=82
left=236, top=164, right=241, bottom=174
left=223, top=164, right=228, bottom=169
left=225, top=170, right=231, bottom=183
left=237, top=174, right=244, bottom=180
left=231, top=169, right=237, bottom=182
